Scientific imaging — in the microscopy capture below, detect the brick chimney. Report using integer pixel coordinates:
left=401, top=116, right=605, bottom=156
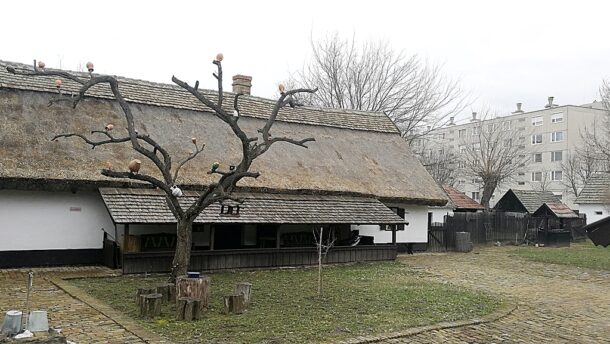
left=232, top=75, right=252, bottom=95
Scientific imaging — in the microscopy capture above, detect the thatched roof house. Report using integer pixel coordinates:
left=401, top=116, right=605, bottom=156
left=0, top=60, right=446, bottom=271
left=575, top=172, right=610, bottom=224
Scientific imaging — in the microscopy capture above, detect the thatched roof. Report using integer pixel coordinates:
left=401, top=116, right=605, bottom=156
left=575, top=172, right=610, bottom=205
left=100, top=188, right=406, bottom=224
left=0, top=60, right=447, bottom=205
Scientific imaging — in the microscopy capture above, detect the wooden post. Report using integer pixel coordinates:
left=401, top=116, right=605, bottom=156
left=234, top=282, right=252, bottom=305
left=123, top=224, right=130, bottom=253
left=210, top=226, right=215, bottom=250
left=156, top=283, right=176, bottom=303
left=276, top=226, right=281, bottom=248
left=139, top=293, right=162, bottom=318
left=392, top=226, right=397, bottom=245
left=136, top=287, right=156, bottom=305
left=223, top=294, right=245, bottom=314
left=176, top=276, right=210, bottom=310
left=176, top=297, right=203, bottom=320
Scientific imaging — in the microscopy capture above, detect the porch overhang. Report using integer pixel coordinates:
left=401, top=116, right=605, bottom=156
left=99, top=188, right=406, bottom=225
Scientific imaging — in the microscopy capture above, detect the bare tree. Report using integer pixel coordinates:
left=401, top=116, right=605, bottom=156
left=416, top=143, right=457, bottom=186
left=290, top=33, right=466, bottom=144
left=561, top=150, right=599, bottom=197
left=7, top=57, right=317, bottom=281
left=582, top=80, right=610, bottom=165
left=313, top=226, right=335, bottom=297
left=532, top=170, right=552, bottom=193
left=459, top=113, right=529, bottom=208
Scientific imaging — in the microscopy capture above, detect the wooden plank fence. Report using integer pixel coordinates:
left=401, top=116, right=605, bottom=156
left=427, top=211, right=586, bottom=251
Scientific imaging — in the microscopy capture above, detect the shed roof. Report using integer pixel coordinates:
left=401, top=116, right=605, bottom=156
left=575, top=173, right=610, bottom=205
left=494, top=189, right=562, bottom=213
left=582, top=216, right=610, bottom=247
left=0, top=60, right=448, bottom=205
left=533, top=203, right=579, bottom=219
left=99, top=188, right=406, bottom=224
left=442, top=185, right=484, bottom=211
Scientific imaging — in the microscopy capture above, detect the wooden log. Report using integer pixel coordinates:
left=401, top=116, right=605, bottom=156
left=139, top=293, right=162, bottom=318
left=135, top=287, right=155, bottom=305
left=176, top=276, right=210, bottom=310
left=175, top=297, right=203, bottom=321
left=234, top=282, right=252, bottom=305
left=223, top=294, right=245, bottom=315
left=156, top=283, right=176, bottom=303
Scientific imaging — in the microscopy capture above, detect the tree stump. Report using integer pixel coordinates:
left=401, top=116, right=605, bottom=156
left=223, top=294, right=245, bottom=314
left=176, top=276, right=210, bottom=310
left=175, top=297, right=204, bottom=321
left=156, top=283, right=176, bottom=303
left=234, top=282, right=252, bottom=305
left=135, top=287, right=156, bottom=306
left=139, top=293, right=162, bottom=318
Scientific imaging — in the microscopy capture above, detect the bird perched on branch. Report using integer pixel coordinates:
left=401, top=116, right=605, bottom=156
left=211, top=161, right=220, bottom=173
left=128, top=159, right=141, bottom=174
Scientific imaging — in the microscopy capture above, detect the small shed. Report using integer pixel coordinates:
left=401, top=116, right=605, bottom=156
left=581, top=216, right=610, bottom=247
left=493, top=189, right=561, bottom=214
left=532, top=203, right=579, bottom=247
left=443, top=185, right=485, bottom=212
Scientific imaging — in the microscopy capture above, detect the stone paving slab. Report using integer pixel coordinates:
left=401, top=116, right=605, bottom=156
left=376, top=247, right=610, bottom=343
left=0, top=267, right=149, bottom=343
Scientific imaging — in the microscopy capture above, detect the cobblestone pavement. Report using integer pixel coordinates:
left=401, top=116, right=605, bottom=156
left=0, top=266, right=146, bottom=343
left=383, top=247, right=610, bottom=344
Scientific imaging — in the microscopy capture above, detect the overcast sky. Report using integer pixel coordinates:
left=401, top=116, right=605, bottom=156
left=2, top=0, right=609, bottom=121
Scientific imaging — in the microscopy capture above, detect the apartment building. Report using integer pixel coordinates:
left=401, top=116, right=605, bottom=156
left=414, top=97, right=608, bottom=208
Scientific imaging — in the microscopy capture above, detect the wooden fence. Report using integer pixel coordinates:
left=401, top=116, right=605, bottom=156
left=122, top=245, right=397, bottom=274
left=427, top=211, right=586, bottom=252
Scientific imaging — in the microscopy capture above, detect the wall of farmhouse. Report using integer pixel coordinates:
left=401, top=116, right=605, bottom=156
left=352, top=204, right=429, bottom=244
left=579, top=204, right=609, bottom=224
left=0, top=189, right=113, bottom=251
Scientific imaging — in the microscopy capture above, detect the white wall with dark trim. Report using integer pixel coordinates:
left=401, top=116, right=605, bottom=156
left=351, top=204, right=429, bottom=243
left=579, top=204, right=609, bottom=224
left=0, top=190, right=113, bottom=251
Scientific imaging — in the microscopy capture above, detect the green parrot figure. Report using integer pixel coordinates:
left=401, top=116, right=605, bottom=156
left=211, top=162, right=220, bottom=172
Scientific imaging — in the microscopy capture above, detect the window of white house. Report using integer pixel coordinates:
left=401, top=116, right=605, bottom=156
left=551, top=113, right=564, bottom=123
left=458, top=129, right=467, bottom=137
left=531, top=171, right=543, bottom=182
left=551, top=170, right=562, bottom=181
left=551, top=131, right=565, bottom=142
left=531, top=134, right=543, bottom=144
left=532, top=116, right=543, bottom=126
left=595, top=211, right=603, bottom=215
left=534, top=153, right=542, bottom=163
left=503, top=121, right=511, bottom=129
left=551, top=151, right=563, bottom=162
left=471, top=192, right=480, bottom=201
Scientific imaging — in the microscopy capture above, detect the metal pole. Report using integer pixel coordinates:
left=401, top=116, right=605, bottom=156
left=23, top=271, right=33, bottom=330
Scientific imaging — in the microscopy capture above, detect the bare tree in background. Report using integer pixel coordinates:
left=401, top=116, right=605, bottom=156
left=291, top=33, right=466, bottom=144
left=7, top=56, right=317, bottom=282
left=460, top=113, right=529, bottom=208
left=416, top=143, right=456, bottom=186
left=561, top=150, right=599, bottom=197
left=582, top=80, right=610, bottom=165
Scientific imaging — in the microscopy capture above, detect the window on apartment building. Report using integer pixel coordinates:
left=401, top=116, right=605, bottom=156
left=457, top=179, right=465, bottom=185
left=459, top=145, right=466, bottom=153
left=551, top=113, right=564, bottom=123
left=518, top=181, right=526, bottom=185
left=531, top=134, right=543, bottom=144
left=458, top=161, right=466, bottom=168
left=471, top=127, right=480, bottom=136
left=551, top=131, right=564, bottom=142
left=487, top=123, right=497, bottom=132
left=518, top=172, right=525, bottom=176
left=518, top=118, right=526, bottom=122
left=458, top=129, right=467, bottom=137
left=531, top=171, right=543, bottom=182
left=471, top=192, right=480, bottom=201
left=473, top=142, right=481, bottom=151
left=533, top=153, right=542, bottom=163
left=504, top=138, right=513, bottom=147
left=503, top=121, right=511, bottom=129
left=532, top=116, right=543, bottom=126
left=551, top=171, right=563, bottom=181
left=551, top=151, right=563, bottom=162
left=518, top=127, right=526, bottom=131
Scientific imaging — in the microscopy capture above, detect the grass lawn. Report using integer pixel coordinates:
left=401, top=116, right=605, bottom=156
left=71, top=261, right=502, bottom=343
left=510, top=241, right=610, bottom=270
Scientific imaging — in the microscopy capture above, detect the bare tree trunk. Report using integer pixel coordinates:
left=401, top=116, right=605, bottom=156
left=480, top=179, right=498, bottom=209
left=170, top=218, right=194, bottom=282
left=318, top=227, right=323, bottom=296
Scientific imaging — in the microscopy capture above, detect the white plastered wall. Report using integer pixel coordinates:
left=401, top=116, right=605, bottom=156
left=579, top=204, right=609, bottom=224
left=351, top=204, right=429, bottom=244
left=0, top=189, right=114, bottom=251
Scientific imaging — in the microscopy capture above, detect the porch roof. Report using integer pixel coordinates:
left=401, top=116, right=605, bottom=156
left=99, top=188, right=406, bottom=225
